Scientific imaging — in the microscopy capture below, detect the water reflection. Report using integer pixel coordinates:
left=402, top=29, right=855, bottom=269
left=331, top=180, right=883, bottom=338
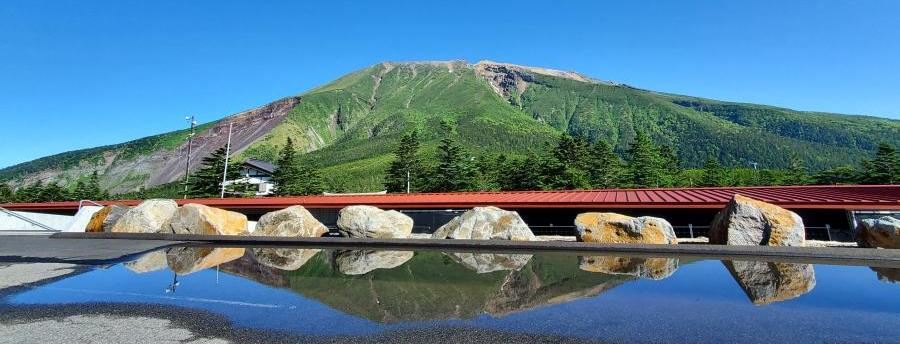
left=166, top=247, right=245, bottom=275
left=330, top=250, right=414, bottom=275
left=579, top=256, right=679, bottom=280
left=723, top=261, right=816, bottom=305
left=251, top=248, right=320, bottom=271
left=447, top=252, right=532, bottom=273
left=123, top=250, right=167, bottom=274
left=870, top=267, right=899, bottom=283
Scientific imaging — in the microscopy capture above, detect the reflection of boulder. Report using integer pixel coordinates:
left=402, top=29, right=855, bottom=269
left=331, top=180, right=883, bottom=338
left=124, top=250, right=168, bottom=274
left=709, top=195, right=805, bottom=246
left=219, top=252, right=634, bottom=323
left=579, top=256, right=678, bottom=280
left=251, top=248, right=320, bottom=271
left=432, top=207, right=536, bottom=241
left=167, top=204, right=248, bottom=236
left=252, top=205, right=327, bottom=237
left=447, top=252, right=532, bottom=273
left=574, top=213, right=677, bottom=244
left=111, top=199, right=178, bottom=233
left=332, top=250, right=414, bottom=275
left=85, top=205, right=130, bottom=233
left=856, top=216, right=900, bottom=249
left=336, top=205, right=413, bottom=239
left=724, top=261, right=816, bottom=305
left=166, top=247, right=245, bottom=275
left=870, top=267, right=900, bottom=284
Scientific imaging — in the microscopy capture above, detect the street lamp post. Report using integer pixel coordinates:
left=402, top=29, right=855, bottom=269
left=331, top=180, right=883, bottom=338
left=183, top=116, right=197, bottom=199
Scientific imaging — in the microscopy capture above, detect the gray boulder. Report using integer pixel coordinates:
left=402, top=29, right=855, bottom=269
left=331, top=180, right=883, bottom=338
left=166, top=203, right=248, bottom=236
left=574, top=212, right=677, bottom=244
left=724, top=261, right=816, bottom=305
left=336, top=205, right=413, bottom=239
left=111, top=199, right=178, bottom=233
left=709, top=194, right=805, bottom=246
left=856, top=216, right=900, bottom=249
left=85, top=205, right=129, bottom=233
left=252, top=205, right=328, bottom=237
left=432, top=206, right=536, bottom=241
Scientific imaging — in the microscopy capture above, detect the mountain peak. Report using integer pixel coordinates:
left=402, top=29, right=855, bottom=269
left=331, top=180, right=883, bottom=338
left=473, top=60, right=597, bottom=84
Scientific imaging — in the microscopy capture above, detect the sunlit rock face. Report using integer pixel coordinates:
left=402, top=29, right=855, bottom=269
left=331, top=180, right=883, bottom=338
left=111, top=199, right=178, bottom=233
left=579, top=256, right=679, bottom=280
left=251, top=248, right=321, bottom=271
left=574, top=213, right=677, bottom=244
left=124, top=250, right=168, bottom=274
left=432, top=207, right=536, bottom=241
left=870, top=267, right=900, bottom=284
left=856, top=216, right=900, bottom=249
left=85, top=205, right=129, bottom=233
left=448, top=252, right=532, bottom=273
left=166, top=203, right=248, bottom=236
left=252, top=205, right=328, bottom=237
left=724, top=260, right=816, bottom=305
left=332, top=250, right=414, bottom=275
left=336, top=205, right=413, bottom=239
left=165, top=247, right=245, bottom=275
left=709, top=194, right=805, bottom=246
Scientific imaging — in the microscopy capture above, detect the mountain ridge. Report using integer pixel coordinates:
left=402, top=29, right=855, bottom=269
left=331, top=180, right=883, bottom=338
left=2, top=60, right=898, bottom=193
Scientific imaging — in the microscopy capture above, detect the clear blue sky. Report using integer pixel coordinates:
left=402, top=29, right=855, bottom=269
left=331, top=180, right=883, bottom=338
left=1, top=0, right=899, bottom=168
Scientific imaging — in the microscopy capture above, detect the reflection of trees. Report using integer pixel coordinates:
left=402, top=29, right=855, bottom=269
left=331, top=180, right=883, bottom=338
left=217, top=251, right=633, bottom=323
left=723, top=261, right=816, bottom=305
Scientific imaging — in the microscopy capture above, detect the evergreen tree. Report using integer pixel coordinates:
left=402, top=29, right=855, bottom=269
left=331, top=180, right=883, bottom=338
left=185, top=146, right=242, bottom=198
left=814, top=166, right=859, bottom=185
left=587, top=140, right=625, bottom=188
left=424, top=120, right=477, bottom=192
left=38, top=183, right=70, bottom=202
left=272, top=138, right=303, bottom=195
left=295, top=161, right=325, bottom=195
left=783, top=155, right=811, bottom=185
left=860, top=142, right=900, bottom=184
left=72, top=171, right=106, bottom=200
left=13, top=182, right=42, bottom=203
left=384, top=130, right=422, bottom=193
left=657, top=145, right=681, bottom=187
left=700, top=155, right=726, bottom=187
left=626, top=131, right=661, bottom=188
left=0, top=184, right=14, bottom=203
left=541, top=135, right=590, bottom=190
left=500, top=154, right=544, bottom=191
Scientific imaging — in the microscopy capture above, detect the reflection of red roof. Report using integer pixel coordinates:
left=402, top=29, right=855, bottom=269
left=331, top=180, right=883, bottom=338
left=4, top=185, right=899, bottom=212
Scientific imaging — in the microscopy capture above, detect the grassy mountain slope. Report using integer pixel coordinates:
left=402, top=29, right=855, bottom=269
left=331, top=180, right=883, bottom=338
left=2, top=60, right=898, bottom=193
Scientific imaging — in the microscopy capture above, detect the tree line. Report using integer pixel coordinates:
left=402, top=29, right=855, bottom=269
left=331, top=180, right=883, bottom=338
left=383, top=122, right=900, bottom=192
left=0, top=171, right=107, bottom=203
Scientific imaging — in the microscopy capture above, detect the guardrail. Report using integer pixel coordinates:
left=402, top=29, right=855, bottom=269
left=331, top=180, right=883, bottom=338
left=0, top=206, right=59, bottom=231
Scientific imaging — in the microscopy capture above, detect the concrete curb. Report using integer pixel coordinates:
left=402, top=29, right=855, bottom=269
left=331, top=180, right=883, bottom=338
left=52, top=232, right=900, bottom=268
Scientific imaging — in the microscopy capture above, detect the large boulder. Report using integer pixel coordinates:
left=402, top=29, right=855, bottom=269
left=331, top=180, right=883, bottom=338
left=709, top=194, right=805, bottom=246
left=856, top=216, right=900, bottom=249
left=166, top=247, right=246, bottom=275
left=579, top=256, right=678, bottom=280
left=574, top=213, right=677, bottom=244
left=251, top=248, right=321, bottom=271
left=724, top=261, right=816, bottom=305
left=447, top=252, right=532, bottom=273
left=432, top=206, right=536, bottom=241
left=85, top=205, right=129, bottom=233
left=252, top=205, right=328, bottom=238
left=124, top=250, right=168, bottom=274
left=336, top=205, right=413, bottom=239
left=332, top=250, right=414, bottom=275
left=110, top=199, right=178, bottom=233
left=166, top=203, right=248, bottom=236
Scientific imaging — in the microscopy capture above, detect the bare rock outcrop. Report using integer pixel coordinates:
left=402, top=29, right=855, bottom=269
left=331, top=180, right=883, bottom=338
left=336, top=205, right=412, bottom=239
left=110, top=199, right=178, bottom=233
left=85, top=205, right=129, bottom=233
left=432, top=206, right=536, bottom=241
left=574, top=213, right=677, bottom=244
left=856, top=216, right=900, bottom=249
left=709, top=194, right=805, bottom=246
left=724, top=261, right=816, bottom=305
left=579, top=256, right=678, bottom=280
left=166, top=203, right=248, bottom=236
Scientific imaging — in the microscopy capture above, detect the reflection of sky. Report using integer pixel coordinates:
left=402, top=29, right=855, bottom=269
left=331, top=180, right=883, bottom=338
left=5, top=258, right=900, bottom=343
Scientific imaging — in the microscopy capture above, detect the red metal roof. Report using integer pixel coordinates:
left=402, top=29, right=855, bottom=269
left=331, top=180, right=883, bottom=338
left=3, top=185, right=899, bottom=212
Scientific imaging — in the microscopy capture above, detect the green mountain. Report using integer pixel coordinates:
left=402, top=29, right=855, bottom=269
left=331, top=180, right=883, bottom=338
left=2, top=60, right=898, bottom=193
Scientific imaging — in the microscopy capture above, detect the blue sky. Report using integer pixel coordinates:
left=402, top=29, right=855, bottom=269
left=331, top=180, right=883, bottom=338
left=1, top=0, right=898, bottom=168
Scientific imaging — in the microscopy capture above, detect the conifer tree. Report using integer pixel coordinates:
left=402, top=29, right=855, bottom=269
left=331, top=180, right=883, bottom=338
left=814, top=166, right=858, bottom=185
left=186, top=146, right=242, bottom=198
left=38, top=183, right=70, bottom=202
left=657, top=145, right=681, bottom=187
left=272, top=138, right=302, bottom=195
left=500, top=154, right=544, bottom=191
left=425, top=120, right=477, bottom=192
left=700, top=155, right=726, bottom=187
left=0, top=184, right=14, bottom=203
left=542, top=134, right=590, bottom=190
left=587, top=140, right=625, bottom=188
left=860, top=142, right=899, bottom=184
left=73, top=171, right=106, bottom=200
left=783, top=155, right=811, bottom=186
left=384, top=130, right=422, bottom=193
left=626, top=131, right=661, bottom=188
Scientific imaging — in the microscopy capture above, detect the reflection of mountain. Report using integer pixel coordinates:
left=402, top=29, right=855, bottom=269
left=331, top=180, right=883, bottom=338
left=219, top=251, right=632, bottom=323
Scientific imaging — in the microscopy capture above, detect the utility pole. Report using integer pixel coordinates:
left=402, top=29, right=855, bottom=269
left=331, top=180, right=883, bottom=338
left=220, top=122, right=234, bottom=198
left=406, top=170, right=410, bottom=194
left=182, top=116, right=197, bottom=199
